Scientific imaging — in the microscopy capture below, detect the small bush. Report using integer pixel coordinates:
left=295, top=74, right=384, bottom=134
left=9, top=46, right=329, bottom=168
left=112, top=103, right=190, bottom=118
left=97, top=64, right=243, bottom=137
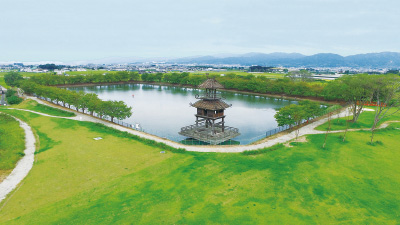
left=290, top=142, right=301, bottom=146
left=7, top=96, right=23, bottom=105
left=242, top=144, right=284, bottom=155
left=333, top=120, right=345, bottom=125
left=5, top=89, right=16, bottom=97
left=367, top=140, right=384, bottom=146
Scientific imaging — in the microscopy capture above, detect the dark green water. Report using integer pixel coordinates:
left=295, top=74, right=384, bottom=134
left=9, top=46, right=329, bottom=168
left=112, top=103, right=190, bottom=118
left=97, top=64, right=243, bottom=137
left=69, top=84, right=297, bottom=144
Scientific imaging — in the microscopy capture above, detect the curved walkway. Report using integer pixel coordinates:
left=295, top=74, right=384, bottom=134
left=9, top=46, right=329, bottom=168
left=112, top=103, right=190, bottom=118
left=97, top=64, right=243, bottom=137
left=0, top=114, right=36, bottom=203
left=6, top=97, right=344, bottom=152
left=9, top=97, right=400, bottom=153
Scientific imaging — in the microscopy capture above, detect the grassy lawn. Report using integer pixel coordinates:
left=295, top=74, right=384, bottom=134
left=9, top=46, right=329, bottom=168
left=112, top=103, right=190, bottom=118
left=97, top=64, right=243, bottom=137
left=0, top=74, right=10, bottom=89
left=0, top=113, right=25, bottom=181
left=0, top=78, right=9, bottom=89
left=0, top=107, right=399, bottom=224
left=316, top=107, right=400, bottom=131
left=7, top=99, right=75, bottom=117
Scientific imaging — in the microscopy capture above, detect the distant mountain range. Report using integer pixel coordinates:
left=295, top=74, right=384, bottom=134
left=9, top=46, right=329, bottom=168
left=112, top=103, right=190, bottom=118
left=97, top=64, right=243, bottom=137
left=168, top=52, right=400, bottom=69
left=3, top=52, right=400, bottom=69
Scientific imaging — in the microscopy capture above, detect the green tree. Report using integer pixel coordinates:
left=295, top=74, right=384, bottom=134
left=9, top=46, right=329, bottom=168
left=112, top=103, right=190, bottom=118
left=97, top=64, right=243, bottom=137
left=130, top=72, right=140, bottom=81
left=85, top=93, right=101, bottom=116
left=77, top=91, right=91, bottom=113
left=154, top=73, right=163, bottom=82
left=4, top=71, right=23, bottom=87
left=275, top=104, right=306, bottom=140
left=299, top=100, right=323, bottom=120
left=18, top=81, right=37, bottom=95
left=345, top=74, right=374, bottom=122
left=324, top=74, right=374, bottom=122
left=65, top=91, right=80, bottom=109
left=116, top=71, right=130, bottom=82
left=95, top=101, right=108, bottom=119
left=6, top=96, right=23, bottom=104
left=369, top=75, right=400, bottom=143
left=105, top=100, right=132, bottom=122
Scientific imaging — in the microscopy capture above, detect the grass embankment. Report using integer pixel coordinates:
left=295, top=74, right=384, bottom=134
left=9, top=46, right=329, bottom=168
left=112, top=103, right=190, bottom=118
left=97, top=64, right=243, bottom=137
left=0, top=113, right=25, bottom=181
left=316, top=107, right=400, bottom=131
left=8, top=99, right=75, bottom=117
left=0, top=107, right=399, bottom=224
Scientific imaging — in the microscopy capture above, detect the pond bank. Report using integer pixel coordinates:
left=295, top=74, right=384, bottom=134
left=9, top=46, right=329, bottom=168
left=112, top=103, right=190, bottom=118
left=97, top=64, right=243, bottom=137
left=11, top=96, right=348, bottom=153
left=55, top=81, right=341, bottom=104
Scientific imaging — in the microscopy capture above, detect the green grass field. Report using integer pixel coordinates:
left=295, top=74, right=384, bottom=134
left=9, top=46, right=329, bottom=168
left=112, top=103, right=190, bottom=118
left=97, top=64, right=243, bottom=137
left=316, top=107, right=400, bottom=131
left=0, top=72, right=50, bottom=78
left=0, top=113, right=25, bottom=171
left=0, top=74, right=10, bottom=89
left=8, top=99, right=75, bottom=117
left=0, top=105, right=399, bottom=224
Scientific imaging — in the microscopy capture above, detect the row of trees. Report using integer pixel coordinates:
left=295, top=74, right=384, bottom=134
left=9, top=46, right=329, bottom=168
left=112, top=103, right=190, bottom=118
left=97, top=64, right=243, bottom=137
left=7, top=71, right=399, bottom=105
left=217, top=75, right=324, bottom=97
left=274, top=100, right=324, bottom=139
left=22, top=71, right=327, bottom=98
left=4, top=71, right=24, bottom=87
left=29, top=71, right=140, bottom=85
left=19, top=81, right=132, bottom=122
left=323, top=74, right=400, bottom=142
left=279, top=74, right=400, bottom=144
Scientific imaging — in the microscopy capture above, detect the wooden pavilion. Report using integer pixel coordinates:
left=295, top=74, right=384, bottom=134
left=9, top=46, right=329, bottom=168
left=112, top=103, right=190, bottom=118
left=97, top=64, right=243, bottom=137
left=179, top=78, right=240, bottom=145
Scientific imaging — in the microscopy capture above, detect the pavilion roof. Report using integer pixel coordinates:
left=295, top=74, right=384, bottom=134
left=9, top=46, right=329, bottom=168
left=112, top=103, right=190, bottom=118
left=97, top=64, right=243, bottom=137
left=191, top=99, right=231, bottom=110
left=198, top=78, right=225, bottom=89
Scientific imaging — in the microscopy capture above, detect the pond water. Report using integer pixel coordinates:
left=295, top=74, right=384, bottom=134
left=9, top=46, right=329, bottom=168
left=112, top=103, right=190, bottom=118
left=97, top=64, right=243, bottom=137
left=68, top=84, right=297, bottom=144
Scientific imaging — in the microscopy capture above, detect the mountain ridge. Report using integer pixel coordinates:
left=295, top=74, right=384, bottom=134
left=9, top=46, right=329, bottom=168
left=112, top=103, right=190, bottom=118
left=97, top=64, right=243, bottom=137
left=169, top=52, right=400, bottom=68
left=3, top=52, right=400, bottom=69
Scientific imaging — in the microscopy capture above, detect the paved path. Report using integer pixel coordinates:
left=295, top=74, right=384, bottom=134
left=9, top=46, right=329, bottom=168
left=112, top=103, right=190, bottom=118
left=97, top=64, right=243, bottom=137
left=0, top=114, right=36, bottom=203
left=10, top=97, right=400, bottom=153
left=6, top=97, right=355, bottom=153
left=0, top=94, right=6, bottom=106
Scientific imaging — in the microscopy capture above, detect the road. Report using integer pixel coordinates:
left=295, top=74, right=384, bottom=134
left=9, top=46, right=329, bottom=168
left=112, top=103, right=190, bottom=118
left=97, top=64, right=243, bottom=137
left=0, top=94, right=6, bottom=106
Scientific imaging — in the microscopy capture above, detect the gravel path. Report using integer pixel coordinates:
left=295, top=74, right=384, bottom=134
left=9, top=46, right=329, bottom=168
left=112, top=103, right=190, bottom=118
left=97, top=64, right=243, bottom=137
left=0, top=114, right=36, bottom=203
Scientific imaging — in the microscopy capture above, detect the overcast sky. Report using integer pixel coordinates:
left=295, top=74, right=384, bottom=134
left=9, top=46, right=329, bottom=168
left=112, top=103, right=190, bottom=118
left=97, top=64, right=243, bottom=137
left=1, top=0, right=399, bottom=62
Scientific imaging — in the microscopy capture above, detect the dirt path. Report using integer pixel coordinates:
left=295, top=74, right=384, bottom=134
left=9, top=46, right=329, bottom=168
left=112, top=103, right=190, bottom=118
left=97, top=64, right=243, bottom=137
left=8, top=97, right=399, bottom=153
left=0, top=114, right=36, bottom=203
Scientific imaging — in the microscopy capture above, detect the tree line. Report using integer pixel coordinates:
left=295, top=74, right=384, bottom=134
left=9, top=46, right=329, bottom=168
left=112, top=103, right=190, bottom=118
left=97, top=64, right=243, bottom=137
left=19, top=80, right=132, bottom=122
left=276, top=74, right=400, bottom=144
left=274, top=100, right=325, bottom=140
left=24, top=71, right=327, bottom=98
left=5, top=71, right=399, bottom=133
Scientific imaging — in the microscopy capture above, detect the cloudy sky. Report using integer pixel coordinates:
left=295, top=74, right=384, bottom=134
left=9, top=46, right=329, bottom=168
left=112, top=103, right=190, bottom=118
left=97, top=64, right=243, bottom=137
left=1, top=0, right=399, bottom=62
